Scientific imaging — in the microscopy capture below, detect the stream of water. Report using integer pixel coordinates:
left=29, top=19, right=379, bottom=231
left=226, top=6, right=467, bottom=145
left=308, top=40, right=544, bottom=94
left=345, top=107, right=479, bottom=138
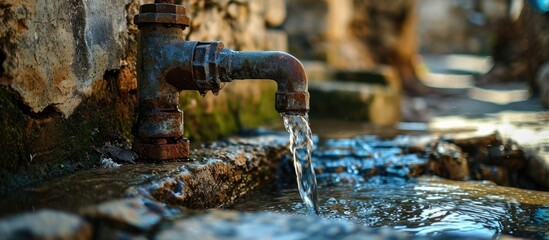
left=282, top=113, right=319, bottom=214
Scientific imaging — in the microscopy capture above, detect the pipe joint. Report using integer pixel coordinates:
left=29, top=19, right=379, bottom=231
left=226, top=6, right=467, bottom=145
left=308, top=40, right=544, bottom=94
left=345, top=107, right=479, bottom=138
left=191, top=42, right=228, bottom=95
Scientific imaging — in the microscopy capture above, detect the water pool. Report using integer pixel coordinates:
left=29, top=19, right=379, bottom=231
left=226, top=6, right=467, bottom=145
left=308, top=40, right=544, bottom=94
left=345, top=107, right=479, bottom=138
left=232, top=133, right=549, bottom=239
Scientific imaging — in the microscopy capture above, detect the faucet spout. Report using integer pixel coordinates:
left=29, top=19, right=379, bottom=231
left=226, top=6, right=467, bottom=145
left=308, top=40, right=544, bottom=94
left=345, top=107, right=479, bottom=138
left=223, top=51, right=310, bottom=115
left=166, top=42, right=310, bottom=115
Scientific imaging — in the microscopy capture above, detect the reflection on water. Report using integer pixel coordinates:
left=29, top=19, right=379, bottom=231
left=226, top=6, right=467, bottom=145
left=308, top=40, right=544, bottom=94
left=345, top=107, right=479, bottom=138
left=233, top=175, right=549, bottom=239
left=231, top=128, right=549, bottom=239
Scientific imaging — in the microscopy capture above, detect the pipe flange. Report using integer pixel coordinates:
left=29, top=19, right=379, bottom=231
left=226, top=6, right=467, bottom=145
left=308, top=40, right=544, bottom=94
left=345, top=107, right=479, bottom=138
left=133, top=138, right=190, bottom=160
left=134, top=3, right=190, bottom=27
left=192, top=42, right=225, bottom=94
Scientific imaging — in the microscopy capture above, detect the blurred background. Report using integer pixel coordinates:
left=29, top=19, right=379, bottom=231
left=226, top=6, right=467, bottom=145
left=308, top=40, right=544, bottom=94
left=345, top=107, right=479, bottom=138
left=279, top=0, right=548, bottom=124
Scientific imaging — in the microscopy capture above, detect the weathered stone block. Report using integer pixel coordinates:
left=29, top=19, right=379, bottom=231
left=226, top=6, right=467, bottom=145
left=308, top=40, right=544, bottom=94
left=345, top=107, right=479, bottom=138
left=82, top=198, right=167, bottom=232
left=309, top=82, right=401, bottom=125
left=0, top=133, right=289, bottom=216
left=0, top=0, right=132, bottom=117
left=0, top=210, right=92, bottom=240
left=307, top=65, right=401, bottom=125
left=126, top=134, right=289, bottom=208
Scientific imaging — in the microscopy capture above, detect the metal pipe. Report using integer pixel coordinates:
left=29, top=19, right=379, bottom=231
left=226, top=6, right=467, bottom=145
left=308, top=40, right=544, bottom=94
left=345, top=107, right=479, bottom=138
left=132, top=25, right=192, bottom=160
left=221, top=50, right=310, bottom=115
left=132, top=1, right=310, bottom=160
left=166, top=42, right=310, bottom=115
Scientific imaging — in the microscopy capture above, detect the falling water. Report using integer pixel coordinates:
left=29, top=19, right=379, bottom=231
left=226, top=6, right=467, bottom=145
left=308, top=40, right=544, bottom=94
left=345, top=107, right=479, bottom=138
left=282, top=113, right=318, bottom=214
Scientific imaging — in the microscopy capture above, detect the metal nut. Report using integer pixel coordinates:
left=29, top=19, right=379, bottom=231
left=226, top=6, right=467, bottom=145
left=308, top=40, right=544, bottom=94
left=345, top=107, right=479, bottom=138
left=135, top=3, right=190, bottom=27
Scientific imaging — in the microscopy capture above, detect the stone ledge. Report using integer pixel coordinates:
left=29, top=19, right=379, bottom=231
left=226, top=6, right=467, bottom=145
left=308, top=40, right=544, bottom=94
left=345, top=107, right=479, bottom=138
left=0, top=133, right=291, bottom=239
left=156, top=210, right=416, bottom=240
left=0, top=131, right=538, bottom=239
left=0, top=134, right=289, bottom=217
left=126, top=135, right=290, bottom=208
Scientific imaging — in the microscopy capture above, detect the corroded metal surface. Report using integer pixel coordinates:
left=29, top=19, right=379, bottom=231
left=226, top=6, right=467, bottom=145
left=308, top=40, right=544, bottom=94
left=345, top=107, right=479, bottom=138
left=133, top=0, right=192, bottom=160
left=134, top=1, right=190, bottom=28
left=132, top=138, right=190, bottom=161
left=133, top=24, right=191, bottom=160
left=184, top=41, right=310, bottom=114
left=132, top=1, right=309, bottom=160
left=225, top=50, right=310, bottom=114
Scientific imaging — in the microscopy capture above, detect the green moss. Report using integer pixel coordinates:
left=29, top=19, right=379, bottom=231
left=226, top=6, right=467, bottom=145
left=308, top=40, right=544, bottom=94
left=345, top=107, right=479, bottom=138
left=308, top=85, right=374, bottom=121
left=180, top=81, right=279, bottom=142
left=236, top=82, right=280, bottom=127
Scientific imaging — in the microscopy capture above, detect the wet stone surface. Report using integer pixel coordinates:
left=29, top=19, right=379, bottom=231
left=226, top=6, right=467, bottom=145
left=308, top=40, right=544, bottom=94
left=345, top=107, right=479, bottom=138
left=0, top=126, right=548, bottom=239
left=310, top=135, right=430, bottom=183
left=0, top=133, right=295, bottom=239
left=294, top=132, right=545, bottom=190
left=0, top=133, right=289, bottom=217
left=231, top=129, right=549, bottom=239
left=126, top=135, right=290, bottom=209
left=0, top=210, right=92, bottom=240
left=429, top=112, right=549, bottom=189
left=156, top=210, right=420, bottom=240
left=82, top=198, right=173, bottom=232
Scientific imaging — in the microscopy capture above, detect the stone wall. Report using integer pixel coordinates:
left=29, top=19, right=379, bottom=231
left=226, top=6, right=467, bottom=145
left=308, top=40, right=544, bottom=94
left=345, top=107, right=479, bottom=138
left=416, top=0, right=512, bottom=54
left=283, top=0, right=519, bottom=94
left=285, top=0, right=419, bottom=68
left=0, top=0, right=288, bottom=193
left=285, top=0, right=427, bottom=94
left=0, top=0, right=133, bottom=117
left=481, top=1, right=549, bottom=106
left=184, top=0, right=287, bottom=51
left=0, top=0, right=140, bottom=194
left=179, top=0, right=289, bottom=141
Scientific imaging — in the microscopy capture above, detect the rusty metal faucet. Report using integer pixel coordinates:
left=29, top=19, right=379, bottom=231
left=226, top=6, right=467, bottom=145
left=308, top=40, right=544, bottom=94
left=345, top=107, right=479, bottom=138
left=132, top=0, right=309, bottom=160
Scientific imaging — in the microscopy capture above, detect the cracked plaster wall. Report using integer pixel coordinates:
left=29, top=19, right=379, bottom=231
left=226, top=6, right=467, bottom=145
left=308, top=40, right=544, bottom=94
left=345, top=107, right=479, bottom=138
left=0, top=0, right=131, bottom=117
